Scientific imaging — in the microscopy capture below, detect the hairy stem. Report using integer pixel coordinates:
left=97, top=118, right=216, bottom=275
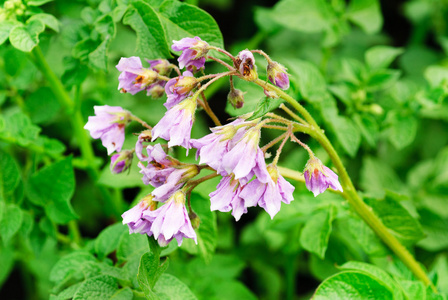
left=275, top=93, right=437, bottom=291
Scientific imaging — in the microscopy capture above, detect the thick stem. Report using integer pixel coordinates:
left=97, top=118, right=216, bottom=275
left=310, top=129, right=436, bottom=291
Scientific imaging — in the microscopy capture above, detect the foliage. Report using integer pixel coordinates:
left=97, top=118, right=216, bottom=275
left=1, top=0, right=448, bottom=299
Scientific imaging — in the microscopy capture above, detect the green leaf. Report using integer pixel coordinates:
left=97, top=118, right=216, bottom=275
left=9, top=20, right=45, bottom=52
left=209, top=281, right=257, bottom=300
left=265, top=0, right=335, bottom=34
left=138, top=251, right=169, bottom=299
left=158, top=0, right=224, bottom=50
left=364, top=196, right=425, bottom=246
left=50, top=251, right=97, bottom=284
left=88, top=37, right=110, bottom=71
left=424, top=65, right=448, bottom=88
left=360, top=157, right=405, bottom=198
left=247, top=97, right=284, bottom=121
left=61, top=58, right=89, bottom=87
left=123, top=1, right=172, bottom=59
left=0, top=111, right=41, bottom=146
left=73, top=275, right=119, bottom=300
left=339, top=262, right=405, bottom=299
left=300, top=206, right=336, bottom=259
left=347, top=0, right=383, bottom=34
left=417, top=209, right=448, bottom=252
left=94, top=14, right=116, bottom=39
left=286, top=59, right=328, bottom=103
left=365, top=46, right=404, bottom=70
left=386, top=111, right=418, bottom=150
left=332, top=116, right=361, bottom=157
left=116, top=232, right=148, bottom=262
left=347, top=216, right=388, bottom=256
left=25, top=87, right=61, bottom=124
left=366, top=70, right=401, bottom=91
left=313, top=271, right=394, bottom=300
left=0, top=151, right=20, bottom=200
left=181, top=192, right=217, bottom=263
left=95, top=223, right=127, bottom=260
left=353, top=114, right=378, bottom=147
left=28, top=13, right=60, bottom=32
left=27, top=0, right=54, bottom=6
left=154, top=274, right=198, bottom=300
left=52, top=282, right=83, bottom=300
left=0, top=21, right=15, bottom=46
left=110, top=287, right=133, bottom=300
left=27, top=157, right=77, bottom=224
left=0, top=204, right=23, bottom=244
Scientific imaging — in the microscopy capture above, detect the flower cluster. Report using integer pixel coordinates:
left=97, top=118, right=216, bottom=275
left=85, top=36, right=342, bottom=247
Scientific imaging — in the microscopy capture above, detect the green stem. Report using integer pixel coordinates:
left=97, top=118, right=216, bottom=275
left=254, top=79, right=319, bottom=129
left=311, top=130, right=436, bottom=291
left=268, top=83, right=437, bottom=290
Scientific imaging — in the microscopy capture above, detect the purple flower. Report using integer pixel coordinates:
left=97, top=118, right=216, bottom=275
left=240, top=164, right=294, bottom=219
left=143, top=191, right=197, bottom=246
left=135, top=130, right=152, bottom=162
left=138, top=144, right=198, bottom=200
left=221, top=126, right=270, bottom=183
left=236, top=50, right=257, bottom=81
left=110, top=150, right=133, bottom=174
left=190, top=119, right=246, bottom=175
left=122, top=195, right=158, bottom=235
left=172, top=37, right=209, bottom=72
left=267, top=61, right=289, bottom=90
left=164, top=71, right=197, bottom=109
left=209, top=176, right=252, bottom=221
left=303, top=157, right=343, bottom=197
left=84, top=105, right=129, bottom=155
left=116, top=57, right=159, bottom=95
left=152, top=97, right=196, bottom=149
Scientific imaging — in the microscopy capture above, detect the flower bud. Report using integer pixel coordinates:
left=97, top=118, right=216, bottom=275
left=189, top=211, right=200, bottom=230
left=227, top=88, right=245, bottom=109
left=147, top=59, right=172, bottom=76
left=180, top=164, right=200, bottom=182
left=110, top=150, right=134, bottom=174
left=235, top=50, right=258, bottom=81
left=147, top=84, right=165, bottom=98
left=303, top=157, right=343, bottom=197
left=267, top=61, right=289, bottom=90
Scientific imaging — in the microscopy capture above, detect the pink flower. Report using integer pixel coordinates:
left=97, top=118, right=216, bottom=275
left=240, top=164, right=294, bottom=219
left=164, top=71, right=197, bottom=109
left=138, top=144, right=198, bottom=200
left=209, top=176, right=251, bottom=221
left=172, top=37, right=210, bottom=72
left=221, top=127, right=270, bottom=184
left=190, top=119, right=246, bottom=175
left=110, top=150, right=133, bottom=174
left=122, top=195, right=158, bottom=235
left=84, top=105, right=129, bottom=155
left=303, top=157, right=343, bottom=197
left=152, top=97, right=196, bottom=149
left=143, top=191, right=197, bottom=246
